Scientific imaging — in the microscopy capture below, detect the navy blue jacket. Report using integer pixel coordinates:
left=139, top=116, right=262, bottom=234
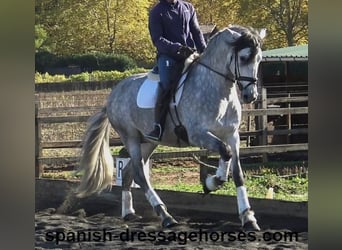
left=149, top=0, right=206, bottom=60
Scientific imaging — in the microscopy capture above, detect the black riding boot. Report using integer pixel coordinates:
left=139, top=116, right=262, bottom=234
left=145, top=86, right=169, bottom=141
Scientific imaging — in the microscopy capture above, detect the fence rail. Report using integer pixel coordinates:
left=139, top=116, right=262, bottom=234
left=38, top=143, right=308, bottom=167
left=35, top=87, right=308, bottom=177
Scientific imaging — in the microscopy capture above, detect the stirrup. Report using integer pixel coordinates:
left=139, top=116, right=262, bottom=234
left=145, top=124, right=162, bottom=141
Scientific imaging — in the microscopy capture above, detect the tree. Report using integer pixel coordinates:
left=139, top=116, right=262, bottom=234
left=35, top=0, right=156, bottom=64
left=191, top=0, right=239, bottom=29
left=35, top=0, right=308, bottom=65
left=264, top=0, right=308, bottom=46
left=98, top=0, right=155, bottom=63
left=35, top=25, right=48, bottom=52
left=225, top=0, right=308, bottom=49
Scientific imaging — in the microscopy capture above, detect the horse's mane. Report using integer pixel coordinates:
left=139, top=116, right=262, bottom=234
left=205, top=25, right=262, bottom=63
left=230, top=25, right=262, bottom=61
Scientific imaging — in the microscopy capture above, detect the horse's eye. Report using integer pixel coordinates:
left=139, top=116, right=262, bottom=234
left=240, top=55, right=248, bottom=63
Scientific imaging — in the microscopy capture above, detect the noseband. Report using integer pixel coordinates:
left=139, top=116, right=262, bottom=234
left=233, top=53, right=258, bottom=91
left=197, top=48, right=258, bottom=91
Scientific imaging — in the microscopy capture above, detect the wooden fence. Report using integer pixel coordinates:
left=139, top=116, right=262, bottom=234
left=35, top=85, right=308, bottom=177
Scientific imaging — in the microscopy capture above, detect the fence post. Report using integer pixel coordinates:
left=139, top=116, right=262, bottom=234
left=287, top=92, right=292, bottom=144
left=261, top=88, right=268, bottom=162
left=246, top=103, right=252, bottom=147
left=35, top=101, right=43, bottom=178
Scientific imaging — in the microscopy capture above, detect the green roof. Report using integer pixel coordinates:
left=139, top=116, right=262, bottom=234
left=262, top=44, right=308, bottom=61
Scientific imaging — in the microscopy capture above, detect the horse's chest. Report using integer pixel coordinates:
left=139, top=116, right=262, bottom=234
left=214, top=98, right=241, bottom=130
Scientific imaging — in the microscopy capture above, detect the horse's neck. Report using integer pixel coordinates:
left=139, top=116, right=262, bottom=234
left=186, top=62, right=236, bottom=103
left=189, top=52, right=234, bottom=97
left=199, top=44, right=231, bottom=78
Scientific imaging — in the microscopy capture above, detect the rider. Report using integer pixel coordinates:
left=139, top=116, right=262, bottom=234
left=145, top=0, right=207, bottom=141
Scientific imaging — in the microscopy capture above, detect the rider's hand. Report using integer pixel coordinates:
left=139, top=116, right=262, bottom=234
left=177, top=46, right=194, bottom=59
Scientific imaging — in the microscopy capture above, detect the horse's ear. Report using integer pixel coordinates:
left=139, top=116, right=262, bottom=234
left=259, top=28, right=267, bottom=39
left=209, top=24, right=219, bottom=39
left=225, top=28, right=242, bottom=42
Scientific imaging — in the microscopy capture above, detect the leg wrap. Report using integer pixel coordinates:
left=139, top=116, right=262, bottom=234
left=236, top=186, right=251, bottom=214
left=205, top=158, right=229, bottom=191
left=122, top=191, right=135, bottom=217
left=216, top=158, right=230, bottom=181
left=145, top=189, right=164, bottom=208
left=205, top=175, right=221, bottom=191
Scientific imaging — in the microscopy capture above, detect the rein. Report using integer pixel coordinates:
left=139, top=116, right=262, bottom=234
left=197, top=60, right=235, bottom=82
left=197, top=49, right=258, bottom=91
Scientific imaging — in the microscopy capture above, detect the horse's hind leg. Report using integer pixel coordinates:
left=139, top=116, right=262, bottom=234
left=121, top=142, right=157, bottom=221
left=123, top=139, right=178, bottom=228
left=121, top=160, right=141, bottom=221
left=228, top=131, right=260, bottom=231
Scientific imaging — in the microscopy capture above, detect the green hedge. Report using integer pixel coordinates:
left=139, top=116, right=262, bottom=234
left=35, top=68, right=148, bottom=83
left=35, top=51, right=138, bottom=73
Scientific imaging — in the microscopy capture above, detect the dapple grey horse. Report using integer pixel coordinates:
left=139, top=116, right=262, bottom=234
left=76, top=25, right=265, bottom=231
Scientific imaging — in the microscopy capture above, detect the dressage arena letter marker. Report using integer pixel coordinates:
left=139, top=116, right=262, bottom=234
left=115, top=158, right=150, bottom=188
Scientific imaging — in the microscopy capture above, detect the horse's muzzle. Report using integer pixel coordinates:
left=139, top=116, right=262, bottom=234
left=242, top=91, right=258, bottom=104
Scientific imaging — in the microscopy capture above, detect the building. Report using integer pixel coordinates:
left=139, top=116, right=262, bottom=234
left=261, top=44, right=308, bottom=96
left=258, top=44, right=308, bottom=145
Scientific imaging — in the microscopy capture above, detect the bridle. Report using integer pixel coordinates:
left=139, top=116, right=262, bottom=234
left=197, top=48, right=258, bottom=91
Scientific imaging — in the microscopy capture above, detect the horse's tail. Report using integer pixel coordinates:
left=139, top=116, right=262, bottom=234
left=76, top=107, right=114, bottom=198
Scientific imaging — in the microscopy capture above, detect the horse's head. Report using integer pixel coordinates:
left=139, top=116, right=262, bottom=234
left=218, top=25, right=265, bottom=104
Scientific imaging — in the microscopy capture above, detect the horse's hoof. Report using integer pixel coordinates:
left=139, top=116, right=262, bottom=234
left=202, top=175, right=224, bottom=195
left=243, top=221, right=261, bottom=232
left=123, top=213, right=142, bottom=222
left=162, top=216, right=178, bottom=228
left=202, top=183, right=212, bottom=195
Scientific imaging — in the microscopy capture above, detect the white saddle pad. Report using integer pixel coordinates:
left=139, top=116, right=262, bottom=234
left=137, top=73, right=187, bottom=108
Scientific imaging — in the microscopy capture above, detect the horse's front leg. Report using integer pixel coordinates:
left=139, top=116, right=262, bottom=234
left=190, top=131, right=232, bottom=192
left=228, top=130, right=260, bottom=231
left=204, top=157, right=231, bottom=193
